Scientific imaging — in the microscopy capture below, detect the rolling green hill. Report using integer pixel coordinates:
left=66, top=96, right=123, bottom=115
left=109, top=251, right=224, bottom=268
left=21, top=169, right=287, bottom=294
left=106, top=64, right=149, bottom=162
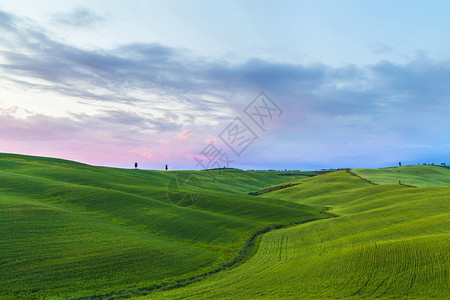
left=145, top=169, right=450, bottom=299
left=1, top=154, right=449, bottom=299
left=354, top=165, right=450, bottom=187
left=0, top=153, right=326, bottom=299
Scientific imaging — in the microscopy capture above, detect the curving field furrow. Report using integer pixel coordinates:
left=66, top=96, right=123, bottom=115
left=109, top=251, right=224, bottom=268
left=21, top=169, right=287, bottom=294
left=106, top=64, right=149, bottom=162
left=147, top=221, right=449, bottom=299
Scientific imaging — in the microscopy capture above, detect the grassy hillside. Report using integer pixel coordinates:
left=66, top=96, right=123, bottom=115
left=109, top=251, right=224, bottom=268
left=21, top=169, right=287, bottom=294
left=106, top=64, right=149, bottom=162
left=0, top=153, right=326, bottom=299
left=2, top=154, right=448, bottom=299
left=354, top=165, right=450, bottom=187
left=146, top=169, right=450, bottom=299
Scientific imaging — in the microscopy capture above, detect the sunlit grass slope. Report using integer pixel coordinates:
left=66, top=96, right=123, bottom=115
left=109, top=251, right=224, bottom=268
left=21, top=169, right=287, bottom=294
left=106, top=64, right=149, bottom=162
left=354, top=164, right=450, bottom=187
left=0, top=153, right=325, bottom=299
left=147, top=170, right=450, bottom=299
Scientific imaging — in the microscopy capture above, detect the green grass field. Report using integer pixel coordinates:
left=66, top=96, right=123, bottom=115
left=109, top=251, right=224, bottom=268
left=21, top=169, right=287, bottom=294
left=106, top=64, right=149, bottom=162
left=1, top=153, right=449, bottom=299
left=0, top=153, right=326, bottom=299
left=145, top=170, right=450, bottom=299
left=354, top=165, right=450, bottom=187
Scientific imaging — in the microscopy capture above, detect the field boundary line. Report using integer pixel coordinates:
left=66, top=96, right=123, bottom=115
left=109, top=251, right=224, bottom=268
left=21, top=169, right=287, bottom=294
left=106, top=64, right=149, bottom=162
left=347, top=169, right=418, bottom=187
left=248, top=182, right=301, bottom=196
left=346, top=169, right=378, bottom=185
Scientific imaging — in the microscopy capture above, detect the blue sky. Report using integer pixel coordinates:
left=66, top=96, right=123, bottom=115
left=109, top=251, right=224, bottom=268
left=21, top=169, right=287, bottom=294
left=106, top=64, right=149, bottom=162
left=0, top=0, right=449, bottom=170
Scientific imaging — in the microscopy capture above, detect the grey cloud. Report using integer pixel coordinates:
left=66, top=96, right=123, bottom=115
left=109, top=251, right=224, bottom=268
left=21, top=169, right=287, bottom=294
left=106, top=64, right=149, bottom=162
left=0, top=108, right=180, bottom=144
left=0, top=10, right=15, bottom=30
left=52, top=7, right=104, bottom=28
left=95, top=110, right=182, bottom=133
left=0, top=8, right=449, bottom=151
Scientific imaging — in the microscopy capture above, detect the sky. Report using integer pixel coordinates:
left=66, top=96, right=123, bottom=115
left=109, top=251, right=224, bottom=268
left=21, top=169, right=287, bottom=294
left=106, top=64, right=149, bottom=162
left=0, top=0, right=449, bottom=170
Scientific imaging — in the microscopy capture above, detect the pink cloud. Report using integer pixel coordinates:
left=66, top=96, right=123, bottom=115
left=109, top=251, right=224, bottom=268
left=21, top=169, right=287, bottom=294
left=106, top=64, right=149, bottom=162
left=0, top=111, right=215, bottom=169
left=174, top=129, right=191, bottom=141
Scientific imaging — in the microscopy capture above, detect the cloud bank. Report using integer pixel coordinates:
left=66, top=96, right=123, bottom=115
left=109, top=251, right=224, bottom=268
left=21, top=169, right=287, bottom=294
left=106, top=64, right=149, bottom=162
left=0, top=9, right=449, bottom=169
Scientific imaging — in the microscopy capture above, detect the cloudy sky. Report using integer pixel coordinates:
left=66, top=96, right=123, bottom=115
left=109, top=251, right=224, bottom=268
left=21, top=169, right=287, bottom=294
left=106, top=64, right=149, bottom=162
left=0, top=0, right=449, bottom=170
